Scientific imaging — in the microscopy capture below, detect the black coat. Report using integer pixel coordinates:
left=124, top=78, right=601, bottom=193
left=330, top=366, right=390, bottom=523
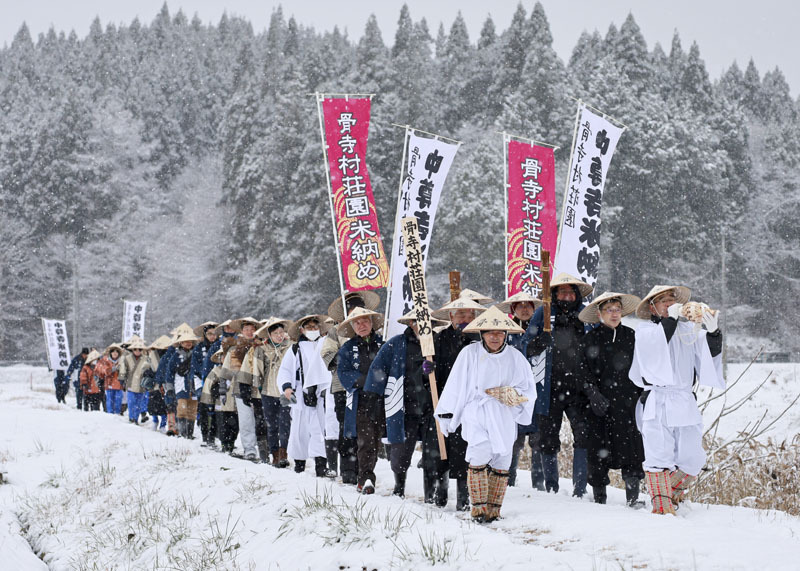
left=579, top=324, right=644, bottom=469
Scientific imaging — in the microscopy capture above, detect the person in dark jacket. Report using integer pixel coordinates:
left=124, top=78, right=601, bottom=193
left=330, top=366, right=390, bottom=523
left=364, top=310, right=449, bottom=499
left=53, top=370, right=69, bottom=403
left=527, top=273, right=593, bottom=497
left=427, top=297, right=487, bottom=510
left=337, top=307, right=385, bottom=494
left=577, top=291, right=645, bottom=507
left=66, top=348, right=89, bottom=409
left=499, top=292, right=546, bottom=490
left=190, top=322, right=219, bottom=447
left=165, top=326, right=201, bottom=438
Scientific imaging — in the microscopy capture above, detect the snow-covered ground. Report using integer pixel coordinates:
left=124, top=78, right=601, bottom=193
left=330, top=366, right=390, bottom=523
left=1, top=364, right=799, bottom=570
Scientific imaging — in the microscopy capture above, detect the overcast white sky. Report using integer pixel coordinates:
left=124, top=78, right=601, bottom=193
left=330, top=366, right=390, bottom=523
left=2, top=0, right=798, bottom=96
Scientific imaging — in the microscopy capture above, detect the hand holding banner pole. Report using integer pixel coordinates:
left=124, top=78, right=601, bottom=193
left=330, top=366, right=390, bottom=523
left=401, top=216, right=447, bottom=460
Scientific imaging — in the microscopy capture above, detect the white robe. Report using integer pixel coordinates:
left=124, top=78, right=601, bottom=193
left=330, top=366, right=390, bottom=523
left=435, top=342, right=536, bottom=470
left=629, top=320, right=725, bottom=474
left=277, top=339, right=332, bottom=460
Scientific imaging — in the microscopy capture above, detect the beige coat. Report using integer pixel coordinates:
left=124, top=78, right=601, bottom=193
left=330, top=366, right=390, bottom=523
left=320, top=334, right=346, bottom=393
left=120, top=351, right=154, bottom=393
left=252, top=340, right=291, bottom=399
left=201, top=366, right=237, bottom=412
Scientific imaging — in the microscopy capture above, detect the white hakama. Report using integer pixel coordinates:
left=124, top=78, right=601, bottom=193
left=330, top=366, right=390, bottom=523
left=435, top=342, right=536, bottom=470
left=629, top=320, right=725, bottom=475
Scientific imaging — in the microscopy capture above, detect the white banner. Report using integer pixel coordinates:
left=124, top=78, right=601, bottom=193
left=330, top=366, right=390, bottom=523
left=385, top=130, right=459, bottom=339
left=555, top=105, right=624, bottom=293
left=42, top=318, right=70, bottom=371
left=122, top=300, right=147, bottom=342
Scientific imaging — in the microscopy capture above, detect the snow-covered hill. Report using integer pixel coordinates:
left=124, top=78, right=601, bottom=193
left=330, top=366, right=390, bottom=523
left=1, top=365, right=799, bottom=570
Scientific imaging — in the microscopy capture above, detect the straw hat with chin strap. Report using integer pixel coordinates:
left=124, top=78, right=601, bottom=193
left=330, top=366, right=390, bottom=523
left=579, top=291, right=641, bottom=324
left=193, top=321, right=220, bottom=338
left=125, top=335, right=148, bottom=351
left=495, top=291, right=543, bottom=315
left=431, top=298, right=487, bottom=321
left=549, top=272, right=594, bottom=298
left=228, top=316, right=261, bottom=333
left=635, top=285, right=691, bottom=320
left=255, top=317, right=292, bottom=339
left=337, top=307, right=385, bottom=339
left=462, top=306, right=525, bottom=335
left=327, top=291, right=381, bottom=323
left=288, top=314, right=331, bottom=341
left=397, top=309, right=449, bottom=328
left=85, top=349, right=102, bottom=364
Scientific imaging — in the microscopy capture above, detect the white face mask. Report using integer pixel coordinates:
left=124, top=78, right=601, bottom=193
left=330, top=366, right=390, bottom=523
left=304, top=330, right=320, bottom=341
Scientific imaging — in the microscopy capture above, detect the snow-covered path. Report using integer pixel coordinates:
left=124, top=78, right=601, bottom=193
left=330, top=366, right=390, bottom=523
left=1, top=366, right=799, bottom=570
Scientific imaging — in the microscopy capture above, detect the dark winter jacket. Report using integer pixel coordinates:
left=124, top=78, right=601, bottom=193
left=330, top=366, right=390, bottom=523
left=190, top=339, right=214, bottom=398
left=579, top=323, right=644, bottom=468
left=337, top=333, right=384, bottom=438
left=364, top=327, right=431, bottom=444
left=66, top=354, right=86, bottom=385
left=165, top=347, right=193, bottom=400
left=202, top=331, right=235, bottom=380
left=433, top=325, right=478, bottom=386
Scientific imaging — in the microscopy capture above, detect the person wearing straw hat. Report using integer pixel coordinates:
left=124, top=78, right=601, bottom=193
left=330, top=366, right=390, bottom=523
left=253, top=318, right=293, bottom=467
left=277, top=314, right=336, bottom=477
left=202, top=319, right=237, bottom=380
left=219, top=317, right=261, bottom=461
left=79, top=350, right=103, bottom=411
left=322, top=293, right=378, bottom=484
left=525, top=272, right=593, bottom=497
left=144, top=335, right=171, bottom=432
left=336, top=306, right=385, bottom=493
left=577, top=291, right=645, bottom=507
left=96, top=344, right=124, bottom=415
left=164, top=326, right=202, bottom=439
left=363, top=309, right=449, bottom=499
left=428, top=296, right=487, bottom=510
left=629, top=285, right=724, bottom=515
left=203, top=344, right=240, bottom=454
left=118, top=335, right=152, bottom=424
left=236, top=327, right=273, bottom=464
left=497, top=292, right=547, bottom=491
left=435, top=306, right=536, bottom=522
left=189, top=322, right=219, bottom=448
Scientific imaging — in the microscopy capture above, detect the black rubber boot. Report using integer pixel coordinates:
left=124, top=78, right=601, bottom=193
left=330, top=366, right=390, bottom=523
left=423, top=471, right=436, bottom=504
left=625, top=477, right=645, bottom=508
left=315, top=456, right=336, bottom=478
left=294, top=460, right=306, bottom=474
left=572, top=448, right=588, bottom=498
left=542, top=454, right=559, bottom=493
left=593, top=485, right=607, bottom=504
left=257, top=440, right=269, bottom=463
left=325, top=440, right=339, bottom=475
left=456, top=477, right=470, bottom=511
left=392, top=471, right=406, bottom=497
left=434, top=472, right=449, bottom=507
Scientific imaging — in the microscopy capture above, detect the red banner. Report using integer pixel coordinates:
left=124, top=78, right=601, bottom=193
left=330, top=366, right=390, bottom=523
left=321, top=97, right=389, bottom=291
left=506, top=140, right=557, bottom=298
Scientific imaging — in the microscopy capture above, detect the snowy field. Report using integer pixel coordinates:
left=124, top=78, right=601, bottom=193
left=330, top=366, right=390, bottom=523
left=1, top=364, right=799, bottom=570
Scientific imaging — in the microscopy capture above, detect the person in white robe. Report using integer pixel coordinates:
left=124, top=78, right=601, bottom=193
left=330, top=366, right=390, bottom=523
left=277, top=315, right=335, bottom=478
left=629, top=285, right=724, bottom=515
left=435, top=306, right=536, bottom=522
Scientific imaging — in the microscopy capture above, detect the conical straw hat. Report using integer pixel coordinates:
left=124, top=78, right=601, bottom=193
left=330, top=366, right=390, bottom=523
left=578, top=291, right=641, bottom=324
left=193, top=321, right=220, bottom=338
left=463, top=306, right=525, bottom=334
left=148, top=335, right=173, bottom=350
left=125, top=335, right=148, bottom=351
left=228, top=316, right=261, bottom=332
left=85, top=349, right=102, bottom=364
left=337, top=307, right=385, bottom=338
left=635, top=285, right=691, bottom=320
left=397, top=309, right=449, bottom=327
left=495, top=291, right=543, bottom=314
left=173, top=329, right=201, bottom=345
left=255, top=317, right=292, bottom=339
left=288, top=314, right=331, bottom=341
left=431, top=298, right=487, bottom=321
left=458, top=288, right=494, bottom=305
left=104, top=343, right=124, bottom=356
left=327, top=291, right=381, bottom=323
left=549, top=273, right=593, bottom=298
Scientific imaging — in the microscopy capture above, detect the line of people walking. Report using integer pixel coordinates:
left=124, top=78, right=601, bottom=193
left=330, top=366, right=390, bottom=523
left=54, top=274, right=723, bottom=522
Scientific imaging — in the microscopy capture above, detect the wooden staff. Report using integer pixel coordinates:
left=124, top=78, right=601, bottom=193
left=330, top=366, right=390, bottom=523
left=449, top=271, right=461, bottom=301
left=542, top=250, right=552, bottom=332
left=403, top=217, right=447, bottom=459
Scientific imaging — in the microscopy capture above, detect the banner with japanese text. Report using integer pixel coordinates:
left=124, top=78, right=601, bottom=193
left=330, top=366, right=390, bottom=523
left=122, top=300, right=147, bottom=342
left=400, top=216, right=435, bottom=357
left=554, top=105, right=624, bottom=292
left=385, top=131, right=459, bottom=339
left=42, top=318, right=71, bottom=370
left=321, top=97, right=389, bottom=291
left=506, top=140, right=557, bottom=299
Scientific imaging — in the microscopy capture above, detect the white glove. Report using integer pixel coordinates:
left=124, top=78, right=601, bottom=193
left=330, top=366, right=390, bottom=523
left=702, top=309, right=719, bottom=333
left=667, top=303, right=684, bottom=320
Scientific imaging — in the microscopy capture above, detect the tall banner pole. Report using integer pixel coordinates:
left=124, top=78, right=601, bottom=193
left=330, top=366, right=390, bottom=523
left=383, top=126, right=412, bottom=329
left=503, top=132, right=510, bottom=298
left=401, top=216, right=446, bottom=459
left=556, top=101, right=583, bottom=263
left=315, top=92, right=348, bottom=317
left=41, top=318, right=52, bottom=371
left=542, top=250, right=552, bottom=332
left=449, top=271, right=461, bottom=301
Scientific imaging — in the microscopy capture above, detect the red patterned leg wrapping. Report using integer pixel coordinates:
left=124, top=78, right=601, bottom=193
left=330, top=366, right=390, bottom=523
left=646, top=471, right=676, bottom=515
left=486, top=468, right=510, bottom=521
left=670, top=469, right=696, bottom=506
left=468, top=465, right=488, bottom=520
